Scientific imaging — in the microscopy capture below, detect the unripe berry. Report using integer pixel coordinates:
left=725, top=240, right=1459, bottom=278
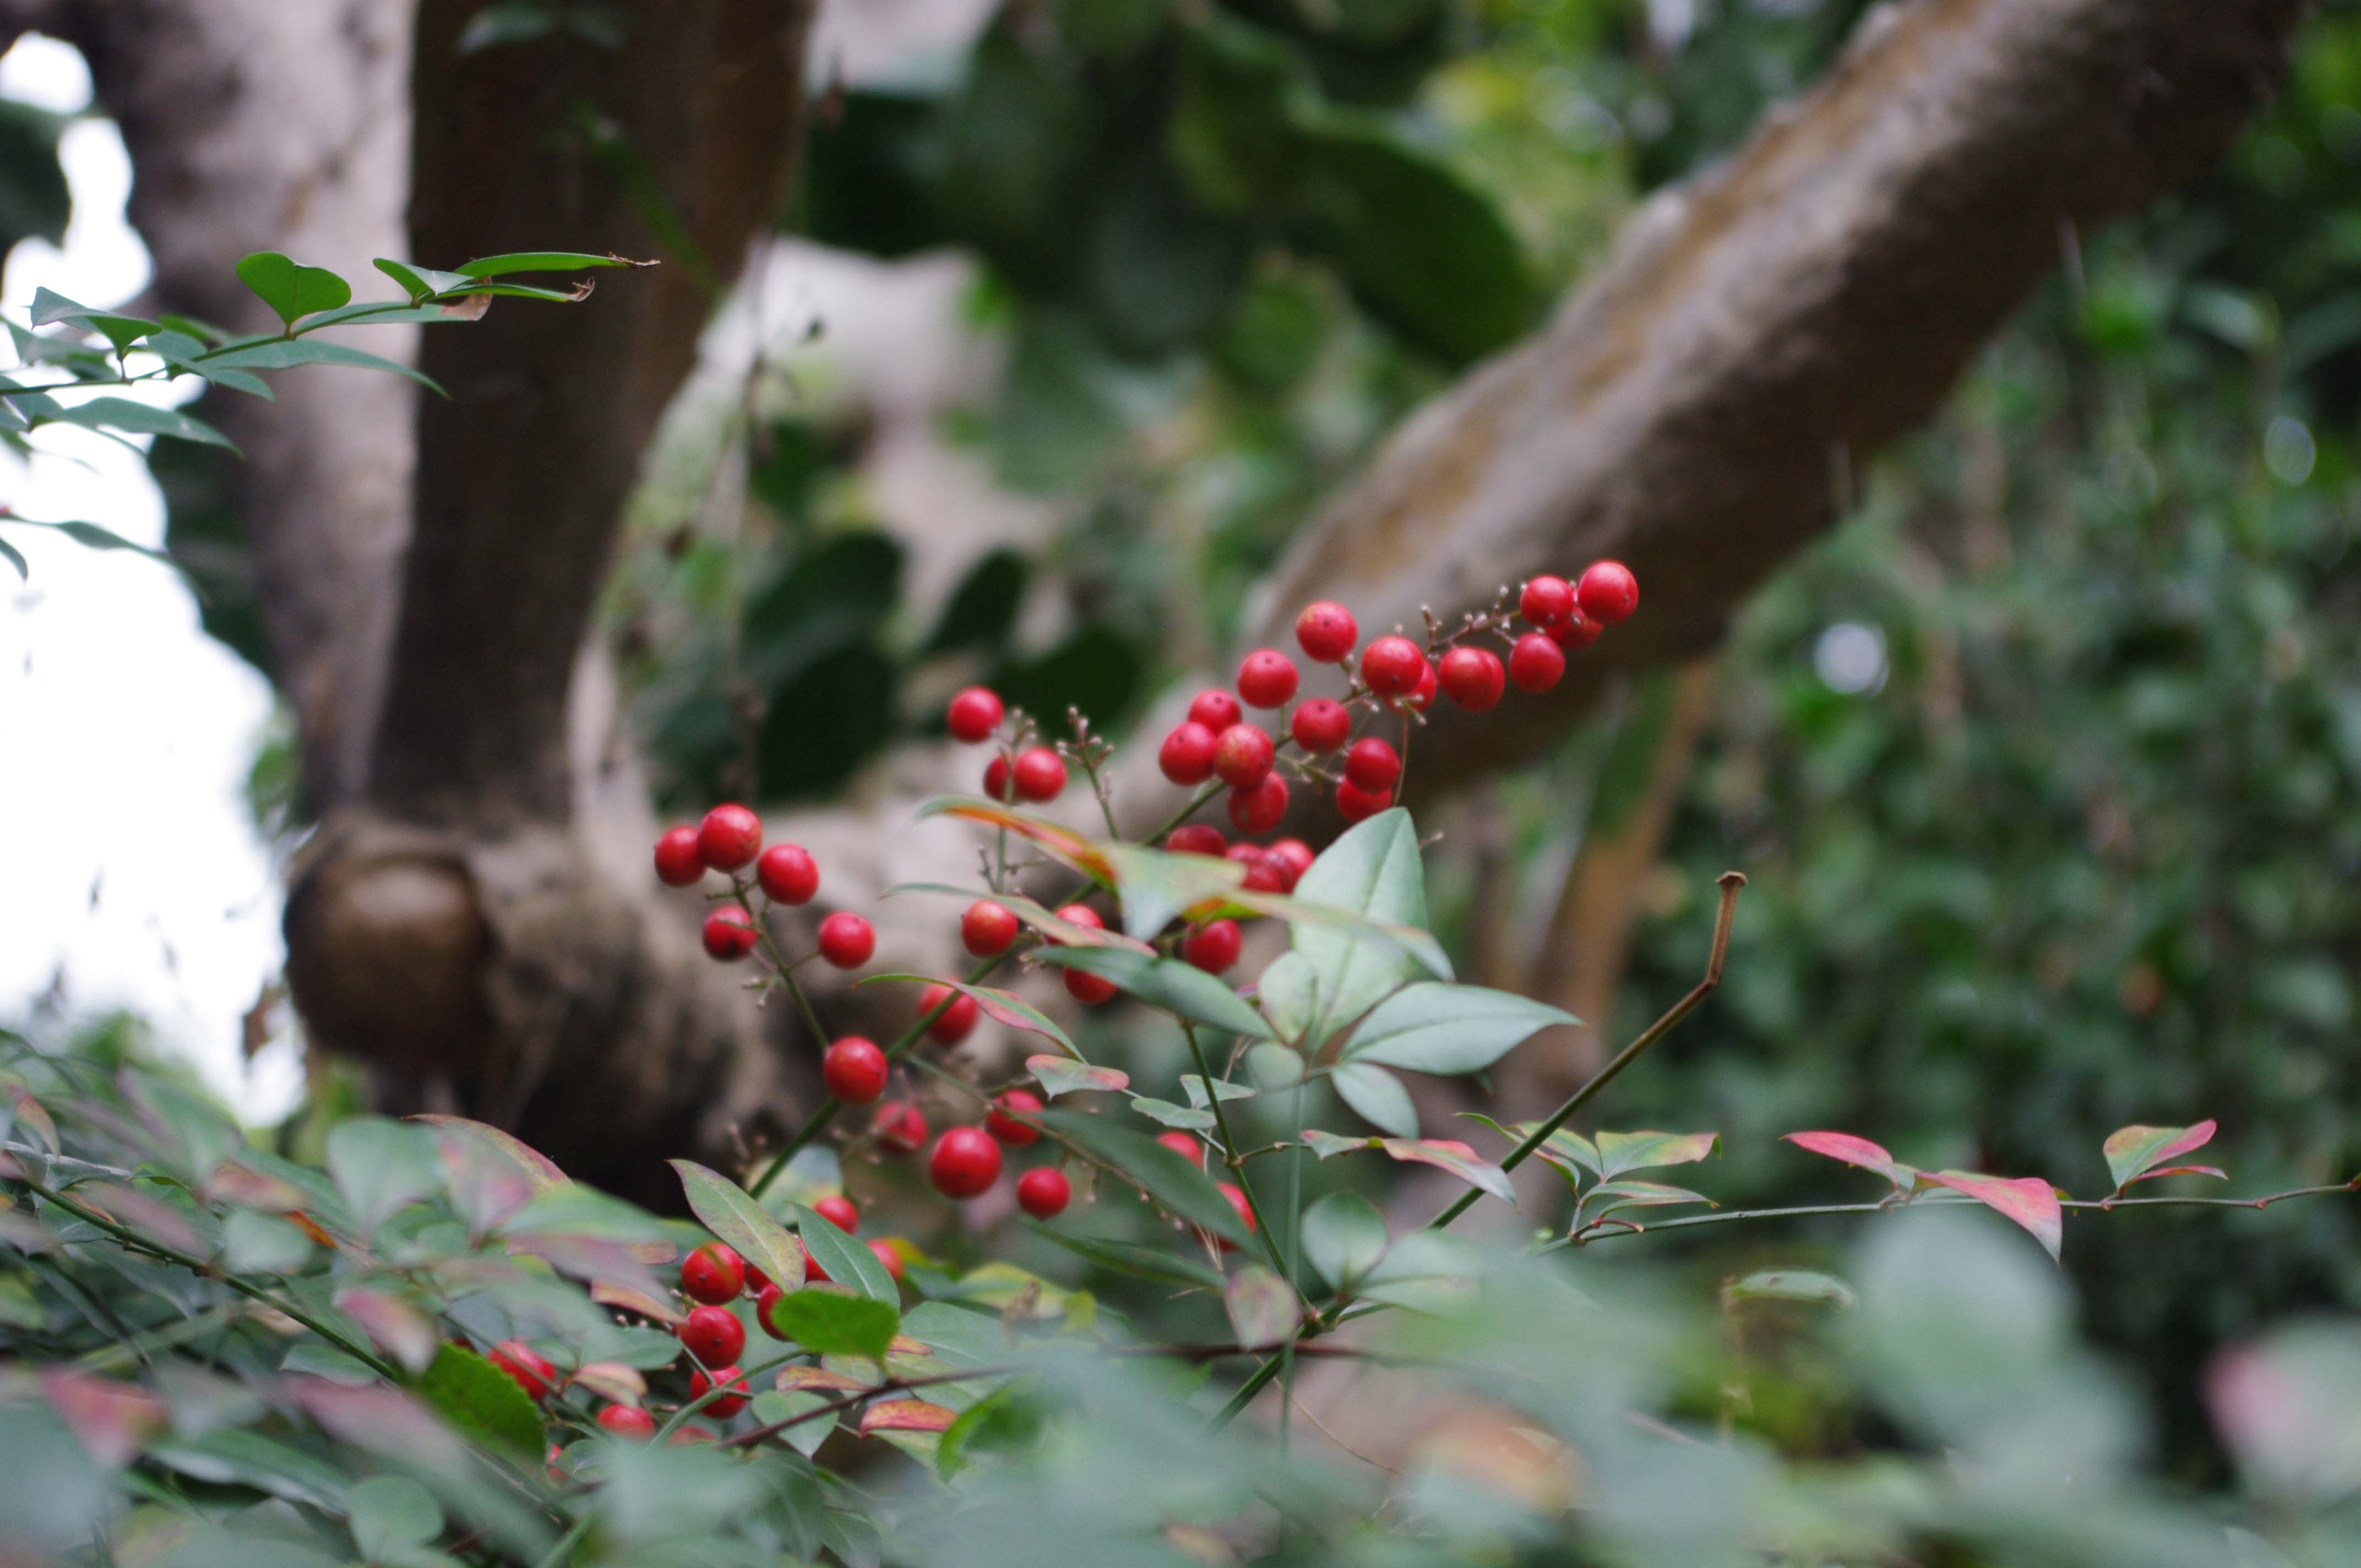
left=1548, top=612, right=1603, bottom=650
left=983, top=754, right=1012, bottom=799
left=689, top=1365, right=749, bottom=1419
left=1577, top=559, right=1639, bottom=623
left=1268, top=839, right=1314, bottom=890
left=1335, top=780, right=1392, bottom=823
left=1438, top=646, right=1506, bottom=712
left=869, top=1239, right=906, bottom=1282
left=918, top=982, right=978, bottom=1044
left=816, top=911, right=875, bottom=969
left=822, top=1037, right=888, bottom=1105
left=679, top=1303, right=746, bottom=1368
left=488, top=1340, right=555, bottom=1401
left=1295, top=601, right=1358, bottom=663
left=1016, top=1167, right=1071, bottom=1219
left=929, top=1126, right=1003, bottom=1199
left=1158, top=721, right=1220, bottom=786
left=1182, top=918, right=1242, bottom=973
left=681, top=1242, right=746, bottom=1304
left=986, top=1090, right=1043, bottom=1146
left=597, top=1405, right=656, bottom=1440
left=1508, top=633, right=1565, bottom=694
left=1236, top=649, right=1299, bottom=709
left=1226, top=842, right=1283, bottom=892
left=654, top=826, right=705, bottom=886
left=1188, top=689, right=1243, bottom=732
left=1228, top=773, right=1289, bottom=836
left=961, top=900, right=1019, bottom=958
left=1359, top=636, right=1427, bottom=698
left=875, top=1101, right=928, bottom=1153
left=1165, top=823, right=1227, bottom=857
left=1343, top=737, right=1401, bottom=793
left=1519, top=575, right=1575, bottom=627
left=1013, top=746, right=1067, bottom=801
left=1213, top=723, right=1275, bottom=790
left=696, top=804, right=763, bottom=872
left=813, top=1195, right=859, bottom=1233
left=946, top=686, right=1004, bottom=743
left=1156, top=1131, right=1203, bottom=1164
left=1408, top=662, right=1438, bottom=711
left=702, top=907, right=758, bottom=961
left=755, top=842, right=819, bottom=904
left=1290, top=698, right=1351, bottom=753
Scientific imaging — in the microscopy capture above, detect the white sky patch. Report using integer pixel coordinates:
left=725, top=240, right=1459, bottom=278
left=0, top=35, right=301, bottom=1121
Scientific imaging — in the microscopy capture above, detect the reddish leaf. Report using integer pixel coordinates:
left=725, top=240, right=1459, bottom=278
left=2124, top=1164, right=2227, bottom=1188
left=508, top=1234, right=673, bottom=1305
left=41, top=1369, right=165, bottom=1467
left=860, top=1398, right=958, bottom=1435
left=334, top=1287, right=438, bottom=1373
left=1028, top=1055, right=1129, bottom=1098
left=2101, top=1120, right=2217, bottom=1192
left=916, top=798, right=1113, bottom=885
left=285, top=1378, right=470, bottom=1472
left=1378, top=1139, right=1515, bottom=1204
left=590, top=1281, right=685, bottom=1326
left=10, top=1088, right=58, bottom=1153
left=411, top=1114, right=568, bottom=1191
left=77, top=1181, right=204, bottom=1254
left=1784, top=1131, right=1915, bottom=1191
left=567, top=1362, right=645, bottom=1403
left=1922, top=1170, right=2064, bottom=1262
left=200, top=1161, right=314, bottom=1215
left=1224, top=1265, right=1297, bottom=1350
left=780, top=1364, right=873, bottom=1393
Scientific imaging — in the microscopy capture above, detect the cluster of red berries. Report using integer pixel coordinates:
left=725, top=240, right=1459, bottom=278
left=1156, top=562, right=1636, bottom=829
left=817, top=1036, right=1073, bottom=1218
left=656, top=803, right=877, bottom=970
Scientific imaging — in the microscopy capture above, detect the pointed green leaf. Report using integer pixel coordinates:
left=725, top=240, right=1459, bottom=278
left=1027, top=1054, right=1130, bottom=1097
left=759, top=1288, right=898, bottom=1360
left=1098, top=842, right=1246, bottom=939
left=412, top=1344, right=542, bottom=1458
left=1580, top=1179, right=1715, bottom=1224
left=1593, top=1130, right=1721, bottom=1181
left=1340, top=982, right=1574, bottom=1075
left=1028, top=1224, right=1227, bottom=1291
left=38, top=396, right=236, bottom=450
left=1038, top=1109, right=1249, bottom=1244
left=1126, top=1095, right=1215, bottom=1131
left=669, top=1159, right=806, bottom=1291
left=1031, top=946, right=1275, bottom=1039
left=198, top=335, right=444, bottom=393
left=859, top=974, right=1079, bottom=1057
left=373, top=259, right=477, bottom=301
left=1284, top=808, right=1434, bottom=1049
left=1330, top=1061, right=1418, bottom=1138
left=1301, top=1191, right=1389, bottom=1289
left=454, top=251, right=656, bottom=278
left=792, top=1204, right=898, bottom=1304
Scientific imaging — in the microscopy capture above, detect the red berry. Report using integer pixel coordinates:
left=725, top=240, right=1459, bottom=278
left=1268, top=839, right=1314, bottom=890
left=987, top=1090, right=1043, bottom=1146
left=1158, top=721, right=1220, bottom=786
left=654, top=826, right=705, bottom=886
left=1213, top=723, right=1275, bottom=790
left=1228, top=774, right=1289, bottom=836
left=1295, top=601, right=1358, bottom=663
left=823, top=1037, right=888, bottom=1104
left=1548, top=612, right=1603, bottom=650
left=1016, top=1167, right=1071, bottom=1219
left=868, top=1239, right=906, bottom=1282
left=929, top=1126, right=1003, bottom=1199
left=1182, top=918, right=1242, bottom=973
left=1408, top=662, right=1437, bottom=711
left=1508, top=633, right=1565, bottom=693
left=1438, top=646, right=1505, bottom=712
left=597, top=1405, right=656, bottom=1440
left=1165, top=823, right=1228, bottom=857
left=755, top=843, right=819, bottom=905
left=682, top=1242, right=746, bottom=1304
left=689, top=1365, right=749, bottom=1419
left=488, top=1340, right=555, bottom=1401
left=962, top=900, right=1020, bottom=958
left=1519, top=575, right=1575, bottom=627
left=1290, top=698, right=1351, bottom=753
left=802, top=1242, right=830, bottom=1284
left=1359, top=636, right=1427, bottom=699
left=918, top=982, right=979, bottom=1044
left=1064, top=967, right=1119, bottom=1005
left=1187, top=689, right=1243, bottom=731
left=696, top=804, right=763, bottom=872
left=1055, top=902, right=1105, bottom=932
left=754, top=1282, right=789, bottom=1338
left=1236, top=650, right=1299, bottom=709
left=702, top=907, right=758, bottom=961
left=875, top=1101, right=928, bottom=1153
left=1013, top=746, right=1067, bottom=801
left=1577, top=560, right=1639, bottom=623
left=1156, top=1131, right=1203, bottom=1164
left=679, top=1303, right=746, bottom=1368
left=1343, top=737, right=1401, bottom=793
left=1217, top=1182, right=1256, bottom=1248
left=983, top=754, right=1012, bottom=800
left=817, top=911, right=875, bottom=969
left=1226, top=842, right=1283, bottom=892
left=814, top=1195, right=859, bottom=1233
left=1335, top=780, right=1392, bottom=823
left=947, top=686, right=1004, bottom=743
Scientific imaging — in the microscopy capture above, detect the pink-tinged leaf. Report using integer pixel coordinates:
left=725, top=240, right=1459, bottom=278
left=1595, top=1130, right=1721, bottom=1180
left=1224, top=1265, right=1297, bottom=1350
left=916, top=797, right=1114, bottom=885
left=2123, top=1164, right=2227, bottom=1189
left=41, top=1369, right=166, bottom=1467
left=508, top=1234, right=672, bottom=1305
left=859, top=974, right=1080, bottom=1058
left=1466, top=1114, right=1595, bottom=1187
left=1302, top=1129, right=1379, bottom=1158
left=1922, top=1170, right=2064, bottom=1262
left=433, top=1129, right=535, bottom=1232
left=780, top=1364, right=873, bottom=1393
left=0, top=1208, right=56, bottom=1251
left=1027, top=1055, right=1129, bottom=1098
left=567, top=1362, right=645, bottom=1403
left=284, top=1378, right=469, bottom=1472
left=200, top=1161, right=314, bottom=1216
left=334, top=1287, right=438, bottom=1373
left=75, top=1182, right=205, bottom=1255
left=410, top=1114, right=568, bottom=1191
left=1783, top=1131, right=1916, bottom=1191
left=884, top=884, right=1152, bottom=951
left=10, top=1088, right=59, bottom=1153
left=2101, top=1120, right=2217, bottom=1192
left=859, top=1398, right=958, bottom=1435
left=1378, top=1139, right=1516, bottom=1204
left=591, top=1281, right=685, bottom=1326
left=888, top=1335, right=930, bottom=1358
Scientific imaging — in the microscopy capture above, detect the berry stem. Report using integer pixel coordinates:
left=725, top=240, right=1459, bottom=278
left=1183, top=1024, right=1302, bottom=1297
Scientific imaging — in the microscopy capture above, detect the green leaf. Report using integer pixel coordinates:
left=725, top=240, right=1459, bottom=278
left=1340, top=982, right=1575, bottom=1076
left=937, top=1387, right=1043, bottom=1479
left=455, top=251, right=656, bottom=278
left=1224, top=1265, right=1296, bottom=1349
left=325, top=1118, right=443, bottom=1235
left=348, top=1475, right=442, bottom=1561
left=858, top=973, right=1080, bottom=1057
left=2101, top=1120, right=2220, bottom=1191
left=792, top=1203, right=899, bottom=1304
left=38, top=396, right=236, bottom=451
left=1355, top=1230, right=1478, bottom=1314
left=1580, top=1179, right=1715, bottom=1225
left=760, top=1288, right=899, bottom=1360
left=412, top=1343, right=542, bottom=1458
left=198, top=336, right=444, bottom=393
left=1285, top=808, right=1434, bottom=1049
left=0, top=534, right=25, bottom=580
left=1098, top=842, right=1247, bottom=939
left=1179, top=1073, right=1256, bottom=1109
left=8, top=519, right=179, bottom=573
left=1125, top=1095, right=1215, bottom=1131
left=669, top=1159, right=806, bottom=1291
left=1592, top=1130, right=1722, bottom=1182
left=1031, top=946, right=1275, bottom=1039
left=1038, top=1108, right=1249, bottom=1244
left=1027, top=1054, right=1130, bottom=1098
left=372, top=259, right=478, bottom=302
left=1723, top=1270, right=1856, bottom=1310
left=1330, top=1061, right=1418, bottom=1138
left=234, top=252, right=352, bottom=330
left=1027, top=1223, right=1227, bottom=1291
left=147, top=332, right=275, bottom=398
left=149, top=1427, right=353, bottom=1511
left=1301, top=1191, right=1389, bottom=1289
left=30, top=289, right=158, bottom=355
